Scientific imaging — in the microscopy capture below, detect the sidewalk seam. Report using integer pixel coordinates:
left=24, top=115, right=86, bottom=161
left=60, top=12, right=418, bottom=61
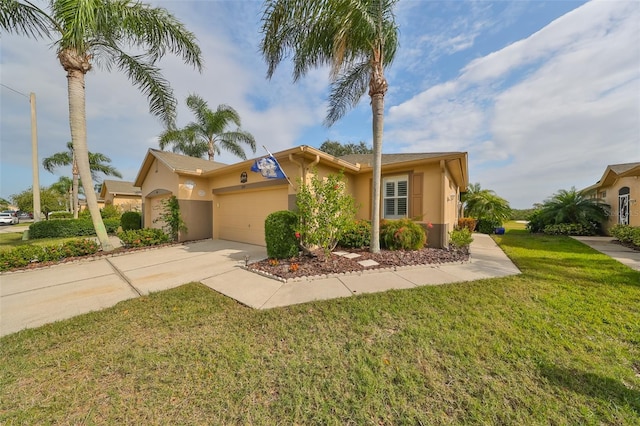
left=105, top=258, right=142, bottom=297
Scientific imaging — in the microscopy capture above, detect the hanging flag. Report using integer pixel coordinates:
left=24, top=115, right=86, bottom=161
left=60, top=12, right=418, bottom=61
left=251, top=155, right=287, bottom=179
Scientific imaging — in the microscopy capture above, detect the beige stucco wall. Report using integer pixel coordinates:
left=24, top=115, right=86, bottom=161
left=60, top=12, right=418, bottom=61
left=106, top=195, right=141, bottom=212
left=140, top=158, right=178, bottom=228
left=349, top=161, right=459, bottom=248
left=600, top=175, right=640, bottom=231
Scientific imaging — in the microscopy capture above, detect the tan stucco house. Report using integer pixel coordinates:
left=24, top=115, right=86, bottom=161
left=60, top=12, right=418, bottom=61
left=134, top=146, right=468, bottom=248
left=583, top=162, right=640, bottom=233
left=99, top=180, right=142, bottom=212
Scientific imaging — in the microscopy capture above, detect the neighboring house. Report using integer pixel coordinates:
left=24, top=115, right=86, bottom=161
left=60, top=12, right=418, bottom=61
left=99, top=180, right=142, bottom=212
left=583, top=162, right=640, bottom=232
left=134, top=146, right=468, bottom=248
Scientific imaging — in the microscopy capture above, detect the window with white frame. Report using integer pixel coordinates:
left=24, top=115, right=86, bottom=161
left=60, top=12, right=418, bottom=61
left=383, top=175, right=408, bottom=219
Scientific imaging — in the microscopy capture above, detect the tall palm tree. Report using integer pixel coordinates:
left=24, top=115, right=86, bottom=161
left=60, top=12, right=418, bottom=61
left=1, top=0, right=202, bottom=250
left=159, top=94, right=256, bottom=161
left=43, top=142, right=122, bottom=218
left=260, top=0, right=399, bottom=253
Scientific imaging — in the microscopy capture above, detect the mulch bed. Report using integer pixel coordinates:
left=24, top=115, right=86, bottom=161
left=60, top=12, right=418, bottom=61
left=247, top=246, right=470, bottom=280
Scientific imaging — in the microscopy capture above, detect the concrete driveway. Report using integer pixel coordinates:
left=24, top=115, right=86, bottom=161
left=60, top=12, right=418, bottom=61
left=0, top=239, right=268, bottom=336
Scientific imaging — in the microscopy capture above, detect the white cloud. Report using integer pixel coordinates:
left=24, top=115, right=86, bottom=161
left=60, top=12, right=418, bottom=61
left=386, top=0, right=640, bottom=208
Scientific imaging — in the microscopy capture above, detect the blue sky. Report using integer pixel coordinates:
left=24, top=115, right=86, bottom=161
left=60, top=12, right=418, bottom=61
left=1, top=0, right=638, bottom=208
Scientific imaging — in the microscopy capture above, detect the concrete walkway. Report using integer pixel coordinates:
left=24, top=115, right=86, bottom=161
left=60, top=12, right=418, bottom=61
left=572, top=236, right=640, bottom=271
left=0, top=234, right=520, bottom=337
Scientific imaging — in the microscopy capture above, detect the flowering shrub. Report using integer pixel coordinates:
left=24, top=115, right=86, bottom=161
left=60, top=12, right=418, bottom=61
left=296, top=171, right=357, bottom=256
left=0, top=239, right=99, bottom=271
left=117, top=228, right=170, bottom=248
left=380, top=219, right=426, bottom=250
left=457, top=217, right=477, bottom=232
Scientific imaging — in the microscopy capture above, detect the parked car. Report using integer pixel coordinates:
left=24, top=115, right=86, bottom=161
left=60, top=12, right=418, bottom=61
left=0, top=212, right=19, bottom=225
left=17, top=211, right=33, bottom=219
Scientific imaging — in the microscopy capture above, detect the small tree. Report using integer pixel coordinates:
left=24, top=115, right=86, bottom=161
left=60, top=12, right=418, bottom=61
left=296, top=171, right=357, bottom=256
left=154, top=196, right=186, bottom=241
left=11, top=186, right=66, bottom=220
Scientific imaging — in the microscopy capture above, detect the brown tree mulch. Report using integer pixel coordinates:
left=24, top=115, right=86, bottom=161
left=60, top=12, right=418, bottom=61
left=248, top=246, right=469, bottom=280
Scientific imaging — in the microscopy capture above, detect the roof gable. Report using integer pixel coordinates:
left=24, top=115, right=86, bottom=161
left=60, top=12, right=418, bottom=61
left=134, top=149, right=228, bottom=186
left=100, top=180, right=140, bottom=197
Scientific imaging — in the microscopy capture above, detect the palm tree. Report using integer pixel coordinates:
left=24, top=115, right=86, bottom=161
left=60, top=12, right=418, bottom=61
left=159, top=94, right=256, bottom=161
left=43, top=142, right=122, bottom=218
left=260, top=0, right=399, bottom=253
left=1, top=0, right=202, bottom=251
left=539, top=187, right=609, bottom=228
left=49, top=176, right=73, bottom=212
left=462, top=183, right=512, bottom=233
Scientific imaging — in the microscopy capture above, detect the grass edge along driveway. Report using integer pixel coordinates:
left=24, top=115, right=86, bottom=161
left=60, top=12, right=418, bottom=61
left=1, top=228, right=638, bottom=424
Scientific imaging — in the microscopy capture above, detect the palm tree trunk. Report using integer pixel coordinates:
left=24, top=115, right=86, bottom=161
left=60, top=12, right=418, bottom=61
left=369, top=52, right=388, bottom=254
left=72, top=155, right=79, bottom=219
left=370, top=92, right=384, bottom=253
left=62, top=50, right=114, bottom=251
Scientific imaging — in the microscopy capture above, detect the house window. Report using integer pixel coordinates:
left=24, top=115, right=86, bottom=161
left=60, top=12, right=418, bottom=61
left=383, top=175, right=408, bottom=219
left=600, top=191, right=606, bottom=199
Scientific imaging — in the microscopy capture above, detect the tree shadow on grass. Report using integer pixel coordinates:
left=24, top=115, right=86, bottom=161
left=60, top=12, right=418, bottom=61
left=538, top=363, right=640, bottom=414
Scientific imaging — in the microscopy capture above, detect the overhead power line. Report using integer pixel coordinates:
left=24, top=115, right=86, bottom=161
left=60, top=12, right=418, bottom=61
left=0, top=83, right=29, bottom=98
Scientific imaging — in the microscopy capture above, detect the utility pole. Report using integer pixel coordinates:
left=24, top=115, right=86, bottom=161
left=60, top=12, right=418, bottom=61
left=30, top=92, right=41, bottom=222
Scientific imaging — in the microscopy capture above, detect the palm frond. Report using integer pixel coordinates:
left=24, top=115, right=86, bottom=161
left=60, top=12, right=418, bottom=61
left=0, top=0, right=53, bottom=38
left=325, top=61, right=369, bottom=125
left=89, top=0, right=202, bottom=70
left=42, top=151, right=73, bottom=173
left=115, top=51, right=176, bottom=127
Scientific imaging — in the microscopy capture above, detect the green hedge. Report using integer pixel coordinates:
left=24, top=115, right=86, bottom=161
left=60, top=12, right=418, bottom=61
left=543, top=223, right=597, bottom=236
left=121, top=211, right=142, bottom=231
left=265, top=210, right=299, bottom=259
left=29, top=218, right=120, bottom=239
left=380, top=219, right=426, bottom=250
left=0, top=239, right=99, bottom=271
left=49, top=211, right=73, bottom=220
left=610, top=224, right=640, bottom=247
left=338, top=220, right=371, bottom=249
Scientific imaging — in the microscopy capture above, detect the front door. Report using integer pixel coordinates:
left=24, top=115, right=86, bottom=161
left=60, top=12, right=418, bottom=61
left=618, top=187, right=630, bottom=225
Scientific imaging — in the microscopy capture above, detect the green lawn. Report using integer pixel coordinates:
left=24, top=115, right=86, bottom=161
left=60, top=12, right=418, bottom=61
left=1, top=228, right=638, bottom=424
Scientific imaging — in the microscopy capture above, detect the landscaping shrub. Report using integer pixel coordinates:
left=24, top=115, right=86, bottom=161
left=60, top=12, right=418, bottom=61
left=338, top=220, right=371, bottom=249
left=296, top=171, right=358, bottom=256
left=476, top=218, right=502, bottom=234
left=100, top=204, right=122, bottom=219
left=49, top=211, right=73, bottom=220
left=264, top=210, right=299, bottom=259
left=117, top=228, right=170, bottom=248
left=0, top=239, right=99, bottom=271
left=526, top=209, right=545, bottom=233
left=542, top=223, right=597, bottom=236
left=610, top=224, right=640, bottom=247
left=449, top=227, right=473, bottom=250
left=154, top=196, right=186, bottom=241
left=121, top=211, right=142, bottom=231
left=457, top=217, right=477, bottom=232
left=29, top=218, right=119, bottom=239
left=380, top=219, right=426, bottom=251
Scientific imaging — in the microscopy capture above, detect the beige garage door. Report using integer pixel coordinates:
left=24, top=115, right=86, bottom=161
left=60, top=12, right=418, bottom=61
left=216, top=186, right=289, bottom=246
